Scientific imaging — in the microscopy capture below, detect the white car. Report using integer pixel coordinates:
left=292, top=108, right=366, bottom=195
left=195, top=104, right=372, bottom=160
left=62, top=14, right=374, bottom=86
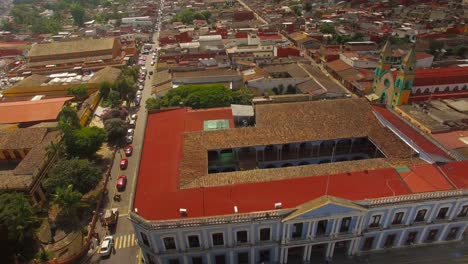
left=99, top=236, right=114, bottom=257
left=126, top=135, right=133, bottom=144
left=151, top=61, right=155, bottom=66
left=136, top=90, right=142, bottom=96
left=131, top=114, right=138, bottom=121
left=138, top=85, right=144, bottom=91
left=127, top=128, right=135, bottom=137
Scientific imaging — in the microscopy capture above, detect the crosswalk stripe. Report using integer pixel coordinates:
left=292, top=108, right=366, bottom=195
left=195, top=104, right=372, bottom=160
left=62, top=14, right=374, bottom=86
left=112, top=234, right=138, bottom=249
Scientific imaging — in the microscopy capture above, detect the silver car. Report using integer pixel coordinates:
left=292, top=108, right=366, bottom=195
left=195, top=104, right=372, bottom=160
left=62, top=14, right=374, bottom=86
left=99, top=236, right=114, bottom=257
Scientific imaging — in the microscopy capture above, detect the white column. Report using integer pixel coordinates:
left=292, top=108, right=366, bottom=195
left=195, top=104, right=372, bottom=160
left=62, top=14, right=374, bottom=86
left=229, top=251, right=234, bottom=264
left=417, top=227, right=428, bottom=244
left=384, top=210, right=393, bottom=228
left=183, top=255, right=188, bottom=264
left=347, top=239, right=355, bottom=256
left=227, top=225, right=233, bottom=247
left=427, top=206, right=439, bottom=224
left=328, top=242, right=336, bottom=258
left=437, top=225, right=450, bottom=242
left=305, top=245, right=312, bottom=262
left=375, top=233, right=384, bottom=249
left=396, top=230, right=405, bottom=247
left=303, top=245, right=310, bottom=262
left=206, top=253, right=212, bottom=264
left=448, top=203, right=460, bottom=220
left=310, top=221, right=316, bottom=239
left=282, top=224, right=287, bottom=242
left=329, top=219, right=337, bottom=236
left=276, top=222, right=281, bottom=241
left=274, top=247, right=280, bottom=263
left=405, top=207, right=415, bottom=225
left=334, top=218, right=342, bottom=235
left=279, top=248, right=285, bottom=264
left=250, top=224, right=255, bottom=244
left=250, top=247, right=255, bottom=264
left=306, top=221, right=313, bottom=238
left=283, top=247, right=288, bottom=264
left=203, top=230, right=210, bottom=249
left=177, top=230, right=186, bottom=251
left=353, top=237, right=361, bottom=253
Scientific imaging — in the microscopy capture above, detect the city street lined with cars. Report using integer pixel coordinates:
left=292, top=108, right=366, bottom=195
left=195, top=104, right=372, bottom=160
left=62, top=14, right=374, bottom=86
left=90, top=2, right=164, bottom=262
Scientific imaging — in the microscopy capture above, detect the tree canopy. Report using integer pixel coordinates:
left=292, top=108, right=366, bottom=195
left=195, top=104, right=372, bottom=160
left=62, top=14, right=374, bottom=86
left=171, top=9, right=211, bottom=24
left=58, top=106, right=81, bottom=133
left=43, top=158, right=102, bottom=194
left=64, top=126, right=106, bottom=158
left=70, top=4, right=86, bottom=26
left=52, top=185, right=82, bottom=217
left=104, top=118, right=127, bottom=147
left=0, top=192, right=38, bottom=261
left=320, top=23, right=335, bottom=34
left=146, top=84, right=253, bottom=110
left=67, top=84, right=88, bottom=101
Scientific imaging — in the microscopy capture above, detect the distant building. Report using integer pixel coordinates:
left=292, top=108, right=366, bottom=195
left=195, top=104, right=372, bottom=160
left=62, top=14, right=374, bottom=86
left=14, top=38, right=126, bottom=75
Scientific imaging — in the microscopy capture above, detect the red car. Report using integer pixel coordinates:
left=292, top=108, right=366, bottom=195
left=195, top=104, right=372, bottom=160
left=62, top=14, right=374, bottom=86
left=116, top=175, right=127, bottom=191
left=120, top=158, right=128, bottom=170
left=124, top=145, right=133, bottom=157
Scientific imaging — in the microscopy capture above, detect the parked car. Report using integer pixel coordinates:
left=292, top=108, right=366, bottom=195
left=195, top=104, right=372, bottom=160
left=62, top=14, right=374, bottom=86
left=128, top=119, right=136, bottom=128
left=138, top=85, right=144, bottom=91
left=100, top=236, right=114, bottom=257
left=127, top=128, right=134, bottom=136
left=124, top=145, right=133, bottom=156
left=131, top=114, right=138, bottom=121
left=151, top=61, right=155, bottom=66
left=136, top=90, right=142, bottom=96
left=120, top=158, right=128, bottom=170
left=116, top=175, right=127, bottom=191
left=126, top=135, right=133, bottom=143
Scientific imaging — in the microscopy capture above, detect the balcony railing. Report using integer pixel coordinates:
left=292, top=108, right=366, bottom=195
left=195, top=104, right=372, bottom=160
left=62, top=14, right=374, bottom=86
left=363, top=190, right=464, bottom=207
left=130, top=209, right=289, bottom=230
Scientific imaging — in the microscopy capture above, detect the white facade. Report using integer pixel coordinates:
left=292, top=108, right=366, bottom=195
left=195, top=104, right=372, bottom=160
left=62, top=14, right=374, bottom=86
left=131, top=191, right=468, bottom=264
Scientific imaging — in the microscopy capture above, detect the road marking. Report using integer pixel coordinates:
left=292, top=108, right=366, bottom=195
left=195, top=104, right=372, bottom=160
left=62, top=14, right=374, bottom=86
left=114, top=233, right=136, bottom=249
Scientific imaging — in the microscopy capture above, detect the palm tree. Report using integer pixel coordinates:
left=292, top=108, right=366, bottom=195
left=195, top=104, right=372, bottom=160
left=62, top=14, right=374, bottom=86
left=53, top=185, right=82, bottom=218
left=46, top=141, right=65, bottom=160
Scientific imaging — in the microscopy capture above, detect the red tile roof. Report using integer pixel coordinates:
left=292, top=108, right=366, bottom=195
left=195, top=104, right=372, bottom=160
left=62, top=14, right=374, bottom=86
left=134, top=107, right=420, bottom=221
left=431, top=130, right=468, bottom=150
left=439, top=161, right=468, bottom=189
left=0, top=97, right=72, bottom=124
left=399, top=164, right=454, bottom=193
left=372, top=105, right=451, bottom=159
left=405, top=67, right=468, bottom=87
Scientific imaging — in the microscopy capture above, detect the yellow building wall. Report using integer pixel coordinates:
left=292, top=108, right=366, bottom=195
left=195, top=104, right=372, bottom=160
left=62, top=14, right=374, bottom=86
left=3, top=83, right=99, bottom=97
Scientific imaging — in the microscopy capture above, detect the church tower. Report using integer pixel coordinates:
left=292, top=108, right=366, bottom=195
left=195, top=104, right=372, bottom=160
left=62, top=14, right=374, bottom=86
left=391, top=48, right=416, bottom=107
left=372, top=40, right=393, bottom=93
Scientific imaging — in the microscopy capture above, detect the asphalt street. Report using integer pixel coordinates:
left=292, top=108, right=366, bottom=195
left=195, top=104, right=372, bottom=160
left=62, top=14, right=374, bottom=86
left=87, top=3, right=163, bottom=263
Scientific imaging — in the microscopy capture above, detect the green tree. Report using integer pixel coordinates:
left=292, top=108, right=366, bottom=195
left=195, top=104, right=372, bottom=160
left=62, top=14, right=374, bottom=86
left=453, top=46, right=467, bottom=57
left=64, top=126, right=106, bottom=158
left=352, top=32, right=365, bottom=41
left=58, top=106, right=81, bottom=133
left=104, top=118, right=127, bottom=146
left=146, top=84, right=253, bottom=110
left=108, top=90, right=121, bottom=108
left=46, top=141, right=65, bottom=160
left=304, top=3, right=312, bottom=12
left=320, top=23, right=335, bottom=34
left=70, top=4, right=86, bottom=26
left=43, top=158, right=102, bottom=194
left=201, top=10, right=211, bottom=20
left=232, top=88, right=253, bottom=105
left=52, top=185, right=82, bottom=217
left=99, top=81, right=112, bottom=99
left=0, top=192, right=38, bottom=260
left=67, top=84, right=88, bottom=101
